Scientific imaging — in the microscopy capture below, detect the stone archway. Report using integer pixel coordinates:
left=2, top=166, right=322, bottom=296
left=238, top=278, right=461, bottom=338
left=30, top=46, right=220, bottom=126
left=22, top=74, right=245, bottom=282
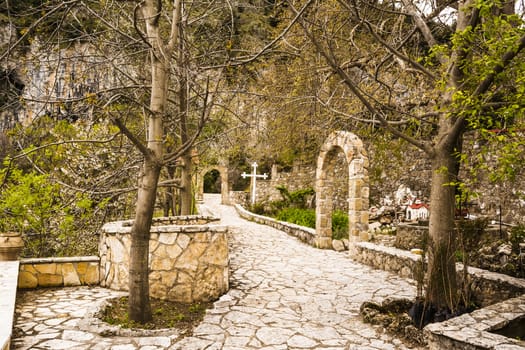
left=196, top=165, right=230, bottom=205
left=315, top=131, right=369, bottom=249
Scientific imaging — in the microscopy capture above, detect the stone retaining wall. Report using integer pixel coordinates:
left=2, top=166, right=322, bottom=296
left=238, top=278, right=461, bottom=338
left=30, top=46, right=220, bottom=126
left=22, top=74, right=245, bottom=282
left=352, top=242, right=525, bottom=307
left=18, top=256, right=100, bottom=289
left=229, top=191, right=249, bottom=206
left=235, top=204, right=316, bottom=246
left=351, top=242, right=419, bottom=279
left=99, top=216, right=229, bottom=303
left=425, top=294, right=525, bottom=349
left=394, top=223, right=428, bottom=250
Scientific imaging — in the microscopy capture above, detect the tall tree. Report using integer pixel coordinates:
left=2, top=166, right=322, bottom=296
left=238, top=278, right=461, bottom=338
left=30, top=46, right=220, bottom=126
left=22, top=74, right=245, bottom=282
left=2, top=0, right=301, bottom=323
left=285, top=0, right=525, bottom=311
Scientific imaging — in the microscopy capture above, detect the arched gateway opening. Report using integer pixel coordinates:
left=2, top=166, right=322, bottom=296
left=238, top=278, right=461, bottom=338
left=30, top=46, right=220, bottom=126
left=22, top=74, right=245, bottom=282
left=196, top=165, right=230, bottom=205
left=315, top=131, right=369, bottom=249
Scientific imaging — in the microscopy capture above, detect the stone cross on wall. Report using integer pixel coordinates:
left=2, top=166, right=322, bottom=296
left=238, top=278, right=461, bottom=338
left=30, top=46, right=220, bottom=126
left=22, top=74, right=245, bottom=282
left=241, top=162, right=268, bottom=205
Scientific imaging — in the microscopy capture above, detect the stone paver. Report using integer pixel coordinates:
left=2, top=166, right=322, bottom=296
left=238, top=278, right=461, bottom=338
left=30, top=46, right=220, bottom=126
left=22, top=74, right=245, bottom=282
left=12, top=194, right=425, bottom=349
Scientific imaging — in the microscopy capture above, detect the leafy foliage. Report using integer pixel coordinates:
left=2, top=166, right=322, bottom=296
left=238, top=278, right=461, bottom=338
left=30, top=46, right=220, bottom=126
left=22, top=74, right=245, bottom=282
left=0, top=167, right=98, bottom=257
left=276, top=208, right=315, bottom=228
left=275, top=185, right=314, bottom=209
left=509, top=224, right=525, bottom=253
left=332, top=210, right=349, bottom=240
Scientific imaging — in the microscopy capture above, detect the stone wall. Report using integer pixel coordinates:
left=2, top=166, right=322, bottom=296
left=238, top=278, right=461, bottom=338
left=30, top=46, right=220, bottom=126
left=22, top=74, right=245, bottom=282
left=255, top=162, right=349, bottom=211
left=352, top=242, right=525, bottom=307
left=351, top=242, right=420, bottom=278
left=229, top=191, right=249, bottom=206
left=256, top=164, right=316, bottom=203
left=99, top=216, right=229, bottom=303
left=18, top=256, right=100, bottom=289
left=394, top=223, right=428, bottom=250
left=235, top=204, right=316, bottom=246
left=425, top=294, right=525, bottom=349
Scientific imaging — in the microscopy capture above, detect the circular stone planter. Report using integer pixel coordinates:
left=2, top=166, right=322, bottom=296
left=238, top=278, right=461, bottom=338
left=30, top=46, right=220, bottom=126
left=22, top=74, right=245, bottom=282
left=0, top=232, right=24, bottom=261
left=99, top=216, right=229, bottom=303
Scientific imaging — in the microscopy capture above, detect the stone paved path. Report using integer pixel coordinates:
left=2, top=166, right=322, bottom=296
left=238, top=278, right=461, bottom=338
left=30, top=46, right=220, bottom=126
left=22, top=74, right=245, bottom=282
left=12, top=194, right=424, bottom=349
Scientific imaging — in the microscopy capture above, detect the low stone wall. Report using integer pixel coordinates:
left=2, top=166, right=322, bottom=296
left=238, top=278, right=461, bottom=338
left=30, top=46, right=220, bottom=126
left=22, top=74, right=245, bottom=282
left=425, top=294, right=525, bottom=349
left=351, top=242, right=419, bottom=279
left=0, top=261, right=19, bottom=350
left=235, top=204, right=316, bottom=246
left=394, top=223, right=428, bottom=250
left=18, top=256, right=100, bottom=288
left=395, top=222, right=505, bottom=251
left=353, top=242, right=525, bottom=307
left=459, top=264, right=525, bottom=307
left=99, top=216, right=229, bottom=303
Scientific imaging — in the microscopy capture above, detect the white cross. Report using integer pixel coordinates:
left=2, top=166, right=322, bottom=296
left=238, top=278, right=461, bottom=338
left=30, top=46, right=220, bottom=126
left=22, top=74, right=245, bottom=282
left=241, top=162, right=268, bottom=205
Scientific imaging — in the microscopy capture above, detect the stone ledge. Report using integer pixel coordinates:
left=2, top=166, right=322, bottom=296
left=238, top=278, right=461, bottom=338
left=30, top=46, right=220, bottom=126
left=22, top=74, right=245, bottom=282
left=0, top=261, right=19, bottom=350
left=103, top=221, right=228, bottom=235
left=234, top=204, right=316, bottom=246
left=119, top=215, right=221, bottom=227
left=18, top=257, right=100, bottom=289
left=21, top=255, right=99, bottom=264
left=424, top=294, right=525, bottom=349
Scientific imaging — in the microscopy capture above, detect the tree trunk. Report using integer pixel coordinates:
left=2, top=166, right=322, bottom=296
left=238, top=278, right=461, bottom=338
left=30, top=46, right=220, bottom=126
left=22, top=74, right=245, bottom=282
left=128, top=158, right=160, bottom=323
left=426, top=144, right=461, bottom=312
left=179, top=151, right=193, bottom=215
left=128, top=6, right=168, bottom=320
left=177, top=22, right=193, bottom=215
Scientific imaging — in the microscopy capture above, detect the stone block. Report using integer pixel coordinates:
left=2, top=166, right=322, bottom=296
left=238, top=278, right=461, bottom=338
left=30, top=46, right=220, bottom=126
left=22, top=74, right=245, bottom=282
left=76, top=262, right=88, bottom=275
left=177, top=234, right=191, bottom=249
left=332, top=239, right=345, bottom=251
left=34, top=263, right=57, bottom=275
left=108, top=238, right=126, bottom=263
left=150, top=282, right=168, bottom=300
left=37, top=273, right=63, bottom=287
left=82, top=263, right=99, bottom=285
left=166, top=244, right=183, bottom=260
left=151, top=256, right=173, bottom=271
left=174, top=243, right=208, bottom=272
left=61, top=263, right=81, bottom=286
left=201, top=235, right=228, bottom=266
left=18, top=270, right=38, bottom=289
left=194, top=266, right=227, bottom=302
left=161, top=270, right=178, bottom=287
left=158, top=232, right=177, bottom=245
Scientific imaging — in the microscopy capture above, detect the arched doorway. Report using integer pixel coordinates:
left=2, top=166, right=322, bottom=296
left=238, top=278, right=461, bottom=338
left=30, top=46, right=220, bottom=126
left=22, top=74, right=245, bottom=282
left=196, top=165, right=230, bottom=205
left=315, top=131, right=369, bottom=249
left=204, top=169, right=221, bottom=193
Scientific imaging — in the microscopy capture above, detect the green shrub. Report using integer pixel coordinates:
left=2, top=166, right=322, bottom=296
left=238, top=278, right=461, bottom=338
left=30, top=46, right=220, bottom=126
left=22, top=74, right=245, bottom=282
left=276, top=208, right=316, bottom=228
left=0, top=167, right=99, bottom=257
left=275, top=208, right=349, bottom=240
left=248, top=202, right=266, bottom=215
left=332, top=210, right=349, bottom=240
left=509, top=224, right=525, bottom=253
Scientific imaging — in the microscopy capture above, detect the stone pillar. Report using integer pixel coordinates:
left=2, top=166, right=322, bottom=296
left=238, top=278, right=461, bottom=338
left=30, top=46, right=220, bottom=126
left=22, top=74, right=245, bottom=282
left=220, top=165, right=230, bottom=205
